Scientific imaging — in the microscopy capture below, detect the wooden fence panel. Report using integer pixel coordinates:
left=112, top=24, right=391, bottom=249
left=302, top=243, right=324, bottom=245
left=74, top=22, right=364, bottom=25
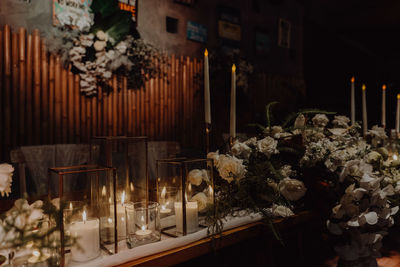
left=0, top=25, right=205, bottom=161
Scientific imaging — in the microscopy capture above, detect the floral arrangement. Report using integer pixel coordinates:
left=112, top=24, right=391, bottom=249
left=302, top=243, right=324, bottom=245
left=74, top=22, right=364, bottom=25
left=0, top=163, right=14, bottom=197
left=46, top=0, right=163, bottom=96
left=207, top=104, right=399, bottom=264
left=0, top=164, right=69, bottom=265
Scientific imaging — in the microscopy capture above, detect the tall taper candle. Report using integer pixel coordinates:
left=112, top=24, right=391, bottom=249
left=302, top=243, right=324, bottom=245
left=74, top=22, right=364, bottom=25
left=230, top=64, right=236, bottom=139
left=351, top=76, right=355, bottom=125
left=396, top=94, right=400, bottom=133
left=362, top=84, right=367, bottom=137
left=204, top=49, right=211, bottom=124
left=382, top=84, right=387, bottom=127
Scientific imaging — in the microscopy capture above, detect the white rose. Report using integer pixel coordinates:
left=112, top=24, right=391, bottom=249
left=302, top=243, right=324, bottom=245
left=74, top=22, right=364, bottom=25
left=96, top=30, right=108, bottom=41
left=244, top=137, right=257, bottom=146
left=332, top=115, right=350, bottom=128
left=294, top=114, right=305, bottom=128
left=312, top=114, right=329, bottom=128
left=0, top=163, right=14, bottom=197
left=270, top=204, right=294, bottom=217
left=93, top=40, right=107, bottom=52
left=257, top=136, right=279, bottom=158
left=187, top=169, right=203, bottom=186
left=217, top=155, right=246, bottom=183
left=28, top=209, right=44, bottom=225
left=231, top=141, right=252, bottom=159
left=191, top=192, right=208, bottom=212
left=365, top=151, right=382, bottom=164
left=207, top=151, right=220, bottom=168
left=278, top=178, right=307, bottom=201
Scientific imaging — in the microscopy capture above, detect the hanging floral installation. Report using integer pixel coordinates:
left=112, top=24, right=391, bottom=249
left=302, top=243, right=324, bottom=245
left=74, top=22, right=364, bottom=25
left=46, top=0, right=163, bottom=96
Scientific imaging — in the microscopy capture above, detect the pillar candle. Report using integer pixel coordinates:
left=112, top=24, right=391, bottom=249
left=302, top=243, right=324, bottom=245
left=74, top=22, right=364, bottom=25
left=70, top=212, right=100, bottom=262
left=116, top=191, right=126, bottom=239
left=204, top=49, right=211, bottom=124
left=174, top=201, right=198, bottom=234
left=362, top=84, right=368, bottom=136
left=382, top=84, right=386, bottom=127
left=396, top=94, right=400, bottom=133
left=230, top=64, right=236, bottom=138
left=351, top=76, right=355, bottom=125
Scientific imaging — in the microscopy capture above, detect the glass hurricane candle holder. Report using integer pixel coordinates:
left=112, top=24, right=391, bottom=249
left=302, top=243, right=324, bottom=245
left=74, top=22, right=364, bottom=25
left=156, top=158, right=214, bottom=237
left=91, top=136, right=149, bottom=241
left=125, top=201, right=161, bottom=248
left=48, top=165, right=117, bottom=267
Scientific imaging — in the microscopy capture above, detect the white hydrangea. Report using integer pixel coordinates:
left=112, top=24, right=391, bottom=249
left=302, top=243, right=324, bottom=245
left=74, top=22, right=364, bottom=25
left=312, top=114, right=329, bottom=128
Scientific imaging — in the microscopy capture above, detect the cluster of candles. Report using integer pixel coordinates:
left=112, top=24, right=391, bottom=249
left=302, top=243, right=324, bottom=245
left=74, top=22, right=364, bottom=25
left=350, top=77, right=400, bottom=135
left=65, top=180, right=212, bottom=262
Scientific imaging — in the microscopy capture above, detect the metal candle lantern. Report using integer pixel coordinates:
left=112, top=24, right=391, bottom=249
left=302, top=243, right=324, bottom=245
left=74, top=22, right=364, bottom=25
left=90, top=136, right=149, bottom=240
left=48, top=165, right=117, bottom=267
left=156, top=158, right=214, bottom=237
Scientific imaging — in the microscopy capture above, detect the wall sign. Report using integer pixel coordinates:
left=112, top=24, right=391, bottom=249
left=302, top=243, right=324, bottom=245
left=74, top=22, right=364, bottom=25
left=118, top=0, right=137, bottom=22
left=217, top=6, right=241, bottom=47
left=186, top=21, right=207, bottom=43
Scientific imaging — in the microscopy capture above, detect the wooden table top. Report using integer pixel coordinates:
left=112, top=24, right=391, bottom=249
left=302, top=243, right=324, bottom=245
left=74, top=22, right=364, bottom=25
left=115, top=210, right=316, bottom=267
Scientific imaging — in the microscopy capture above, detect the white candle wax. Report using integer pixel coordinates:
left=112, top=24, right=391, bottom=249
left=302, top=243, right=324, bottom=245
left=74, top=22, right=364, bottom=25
left=160, top=207, right=172, bottom=214
left=116, top=203, right=126, bottom=239
left=70, top=218, right=100, bottom=262
left=351, top=77, right=355, bottom=125
left=382, top=84, right=386, bottom=127
left=396, top=94, right=400, bottom=133
left=204, top=49, right=211, bottom=124
left=174, top=201, right=198, bottom=234
left=135, top=229, right=152, bottom=236
left=230, top=64, right=236, bottom=138
left=362, top=84, right=367, bottom=137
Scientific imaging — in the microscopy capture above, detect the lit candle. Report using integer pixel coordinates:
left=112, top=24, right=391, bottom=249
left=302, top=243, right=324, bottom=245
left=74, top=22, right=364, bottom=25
left=135, top=216, right=152, bottom=237
left=230, top=64, right=236, bottom=139
left=160, top=186, right=171, bottom=214
left=204, top=49, right=211, bottom=124
left=351, top=76, right=355, bottom=125
left=396, top=94, right=400, bottom=133
left=116, top=191, right=126, bottom=239
left=70, top=211, right=100, bottom=262
left=174, top=198, right=198, bottom=234
left=382, top=84, right=387, bottom=127
left=362, top=84, right=367, bottom=137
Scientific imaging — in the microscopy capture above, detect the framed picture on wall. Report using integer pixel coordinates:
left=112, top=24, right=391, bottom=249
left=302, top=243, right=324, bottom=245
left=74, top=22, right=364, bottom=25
left=186, top=21, right=208, bottom=43
left=217, top=6, right=241, bottom=48
left=278, top=18, right=291, bottom=48
left=255, top=29, right=271, bottom=55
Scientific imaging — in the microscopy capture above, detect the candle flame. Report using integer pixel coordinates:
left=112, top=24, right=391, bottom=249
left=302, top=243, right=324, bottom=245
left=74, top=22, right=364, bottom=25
left=69, top=202, right=73, bottom=210
left=397, top=94, right=400, bottom=100
left=108, top=197, right=112, bottom=204
left=82, top=210, right=87, bottom=223
left=121, top=191, right=126, bottom=205
left=32, top=250, right=40, bottom=257
left=382, top=84, right=387, bottom=90
left=188, top=183, right=192, bottom=192
left=209, top=185, right=213, bottom=195
left=362, top=84, right=366, bottom=91
left=130, top=182, right=134, bottom=192
left=141, top=225, right=146, bottom=231
left=351, top=76, right=355, bottom=83
left=232, top=64, right=236, bottom=73
left=393, top=154, right=398, bottom=161
left=204, top=49, right=208, bottom=57
left=185, top=192, right=188, bottom=202
left=101, top=186, right=106, bottom=196
left=172, top=177, right=176, bottom=184
left=161, top=186, right=166, bottom=199
left=107, top=217, right=112, bottom=224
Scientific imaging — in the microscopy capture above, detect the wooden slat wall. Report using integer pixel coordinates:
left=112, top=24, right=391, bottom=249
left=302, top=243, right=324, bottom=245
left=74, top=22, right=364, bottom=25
left=0, top=25, right=204, bottom=161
